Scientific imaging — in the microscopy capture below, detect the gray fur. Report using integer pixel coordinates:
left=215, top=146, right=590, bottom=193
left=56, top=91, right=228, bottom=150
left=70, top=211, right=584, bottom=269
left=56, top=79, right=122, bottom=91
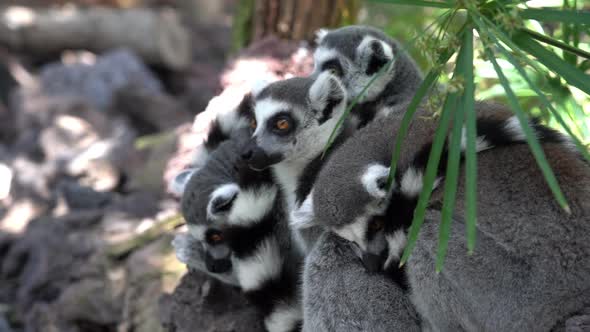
left=248, top=73, right=356, bottom=253
left=302, top=232, right=421, bottom=332
left=308, top=101, right=590, bottom=331
left=408, top=142, right=590, bottom=331
left=172, top=232, right=240, bottom=286
left=179, top=137, right=304, bottom=331
left=314, top=25, right=423, bottom=119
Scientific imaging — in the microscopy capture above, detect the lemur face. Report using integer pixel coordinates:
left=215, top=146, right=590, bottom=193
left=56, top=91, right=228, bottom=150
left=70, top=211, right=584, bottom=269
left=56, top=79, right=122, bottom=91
left=313, top=26, right=397, bottom=103
left=242, top=73, right=347, bottom=170
left=182, top=140, right=277, bottom=275
left=292, top=162, right=411, bottom=273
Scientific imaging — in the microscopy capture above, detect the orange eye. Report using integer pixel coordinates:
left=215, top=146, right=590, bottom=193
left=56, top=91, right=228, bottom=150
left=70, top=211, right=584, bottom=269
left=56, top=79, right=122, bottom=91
left=276, top=119, right=290, bottom=130
left=210, top=233, right=223, bottom=243
left=369, top=218, right=385, bottom=231
left=250, top=118, right=257, bottom=129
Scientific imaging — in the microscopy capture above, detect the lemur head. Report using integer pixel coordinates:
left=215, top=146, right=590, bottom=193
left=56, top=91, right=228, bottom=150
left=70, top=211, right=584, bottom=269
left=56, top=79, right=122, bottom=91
left=180, top=138, right=277, bottom=274
left=292, top=161, right=403, bottom=273
left=241, top=72, right=348, bottom=170
left=313, top=25, right=419, bottom=103
left=170, top=93, right=254, bottom=196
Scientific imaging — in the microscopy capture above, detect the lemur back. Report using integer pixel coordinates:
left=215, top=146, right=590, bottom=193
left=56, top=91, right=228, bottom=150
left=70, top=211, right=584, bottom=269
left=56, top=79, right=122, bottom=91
left=296, top=101, right=590, bottom=331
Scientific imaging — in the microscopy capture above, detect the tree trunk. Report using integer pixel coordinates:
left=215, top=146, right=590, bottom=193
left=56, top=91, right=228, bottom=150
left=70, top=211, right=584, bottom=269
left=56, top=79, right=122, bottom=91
left=234, top=0, right=360, bottom=49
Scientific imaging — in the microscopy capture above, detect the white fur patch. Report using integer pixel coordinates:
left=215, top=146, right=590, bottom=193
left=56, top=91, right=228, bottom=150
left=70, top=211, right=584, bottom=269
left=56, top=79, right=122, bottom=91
left=264, top=304, right=302, bottom=332
left=290, top=192, right=315, bottom=229
left=228, top=186, right=278, bottom=226
left=308, top=72, right=345, bottom=113
left=207, top=183, right=240, bottom=220
left=217, top=110, right=249, bottom=134
left=384, top=230, right=407, bottom=269
left=504, top=116, right=526, bottom=141
left=235, top=237, right=283, bottom=291
left=315, top=29, right=330, bottom=45
left=251, top=79, right=272, bottom=97
left=191, top=146, right=209, bottom=168
left=253, top=98, right=293, bottom=136
left=169, top=168, right=197, bottom=196
left=459, top=127, right=494, bottom=153
left=400, top=167, right=423, bottom=198
left=357, top=36, right=394, bottom=65
left=334, top=218, right=367, bottom=250
left=350, top=36, right=396, bottom=102
left=312, top=47, right=340, bottom=73
left=187, top=224, right=207, bottom=241
left=361, top=164, right=390, bottom=199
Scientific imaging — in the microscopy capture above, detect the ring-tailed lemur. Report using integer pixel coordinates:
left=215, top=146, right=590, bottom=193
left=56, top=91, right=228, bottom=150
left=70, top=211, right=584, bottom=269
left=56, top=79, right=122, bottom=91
left=295, top=102, right=590, bottom=331
left=313, top=25, right=423, bottom=127
left=177, top=136, right=303, bottom=332
left=241, top=72, right=356, bottom=253
left=169, top=93, right=254, bottom=196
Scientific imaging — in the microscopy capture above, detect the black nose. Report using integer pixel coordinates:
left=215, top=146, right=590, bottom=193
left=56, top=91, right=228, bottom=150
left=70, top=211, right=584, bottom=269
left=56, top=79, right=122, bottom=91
left=204, top=254, right=232, bottom=273
left=241, top=149, right=253, bottom=161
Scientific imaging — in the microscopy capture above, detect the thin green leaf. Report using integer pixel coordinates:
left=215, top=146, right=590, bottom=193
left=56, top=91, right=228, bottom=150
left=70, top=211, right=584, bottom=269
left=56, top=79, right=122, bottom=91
left=520, top=8, right=590, bottom=25
left=436, top=28, right=473, bottom=271
left=488, top=30, right=590, bottom=164
left=399, top=92, right=458, bottom=267
left=471, top=11, right=590, bottom=162
left=369, top=0, right=455, bottom=8
left=461, top=28, right=477, bottom=254
left=512, top=31, right=590, bottom=96
left=484, top=46, right=571, bottom=214
left=386, top=48, right=455, bottom=188
left=523, top=28, right=590, bottom=61
left=436, top=95, right=463, bottom=272
left=322, top=58, right=394, bottom=156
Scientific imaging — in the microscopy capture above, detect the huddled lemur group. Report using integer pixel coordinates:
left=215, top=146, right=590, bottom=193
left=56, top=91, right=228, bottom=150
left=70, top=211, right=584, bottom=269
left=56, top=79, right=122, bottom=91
left=172, top=26, right=590, bottom=332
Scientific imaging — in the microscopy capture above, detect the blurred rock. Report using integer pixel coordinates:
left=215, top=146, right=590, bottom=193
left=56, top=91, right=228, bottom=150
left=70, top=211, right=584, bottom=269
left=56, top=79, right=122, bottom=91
left=0, top=314, right=12, bottom=332
left=113, top=85, right=192, bottom=133
left=122, top=235, right=185, bottom=332
left=59, top=181, right=112, bottom=210
left=160, top=272, right=264, bottom=332
left=56, top=279, right=121, bottom=327
left=126, top=131, right=178, bottom=194
left=0, top=102, right=16, bottom=143
left=39, top=49, right=163, bottom=110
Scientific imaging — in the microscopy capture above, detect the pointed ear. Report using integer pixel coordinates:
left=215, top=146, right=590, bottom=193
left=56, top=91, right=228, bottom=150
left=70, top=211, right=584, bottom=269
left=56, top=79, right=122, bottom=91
left=361, top=164, right=391, bottom=199
left=170, top=168, right=198, bottom=196
left=308, top=72, right=346, bottom=125
left=207, top=183, right=239, bottom=218
left=357, top=36, right=394, bottom=76
left=315, top=28, right=330, bottom=44
left=290, top=193, right=317, bottom=229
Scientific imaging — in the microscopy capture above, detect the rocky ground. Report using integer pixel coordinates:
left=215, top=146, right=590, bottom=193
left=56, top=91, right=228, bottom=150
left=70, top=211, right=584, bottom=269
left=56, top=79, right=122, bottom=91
left=0, top=7, right=313, bottom=329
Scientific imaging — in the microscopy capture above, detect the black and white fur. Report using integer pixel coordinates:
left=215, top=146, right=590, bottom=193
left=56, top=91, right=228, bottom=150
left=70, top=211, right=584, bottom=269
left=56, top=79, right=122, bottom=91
left=296, top=102, right=590, bottom=331
left=177, top=136, right=303, bottom=332
left=313, top=25, right=423, bottom=127
left=241, top=72, right=356, bottom=253
left=169, top=93, right=254, bottom=196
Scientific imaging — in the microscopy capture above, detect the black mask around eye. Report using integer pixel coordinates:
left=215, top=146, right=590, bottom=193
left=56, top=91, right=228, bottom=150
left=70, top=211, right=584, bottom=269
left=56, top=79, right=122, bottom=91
left=321, top=59, right=344, bottom=77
